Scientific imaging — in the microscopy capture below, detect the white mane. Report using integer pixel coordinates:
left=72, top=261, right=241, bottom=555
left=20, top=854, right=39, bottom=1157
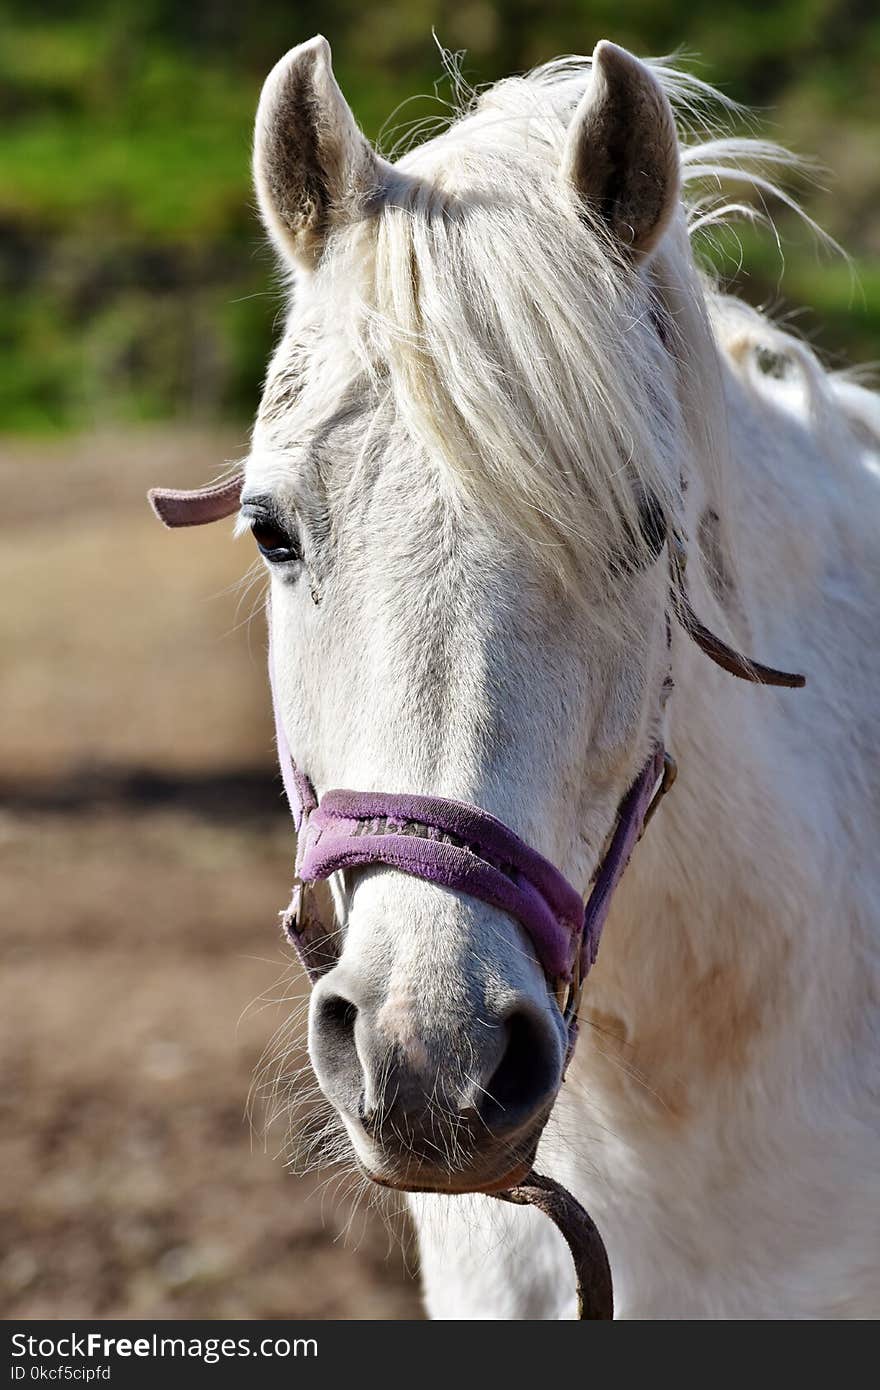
left=311, top=53, right=874, bottom=589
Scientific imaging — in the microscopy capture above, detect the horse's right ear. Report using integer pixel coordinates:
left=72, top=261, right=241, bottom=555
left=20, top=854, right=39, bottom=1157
left=253, top=35, right=383, bottom=270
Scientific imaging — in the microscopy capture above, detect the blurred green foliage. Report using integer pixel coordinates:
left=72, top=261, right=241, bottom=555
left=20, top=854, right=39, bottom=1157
left=1, top=0, right=878, bottom=431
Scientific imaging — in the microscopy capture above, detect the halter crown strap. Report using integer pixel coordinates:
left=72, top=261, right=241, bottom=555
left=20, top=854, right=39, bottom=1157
left=146, top=479, right=806, bottom=690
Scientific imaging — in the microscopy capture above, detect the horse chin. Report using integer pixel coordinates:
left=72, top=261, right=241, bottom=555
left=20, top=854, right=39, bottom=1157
left=365, top=1157, right=535, bottom=1196
left=346, top=1119, right=547, bottom=1197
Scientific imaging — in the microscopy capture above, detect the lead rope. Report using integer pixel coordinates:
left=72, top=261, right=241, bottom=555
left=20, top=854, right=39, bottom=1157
left=493, top=1172, right=614, bottom=1320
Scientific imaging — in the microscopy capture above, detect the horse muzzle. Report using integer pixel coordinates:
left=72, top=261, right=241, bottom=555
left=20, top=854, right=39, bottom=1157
left=308, top=963, right=564, bottom=1193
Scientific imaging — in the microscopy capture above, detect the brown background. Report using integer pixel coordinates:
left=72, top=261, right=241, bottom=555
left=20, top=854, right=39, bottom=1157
left=0, top=431, right=421, bottom=1318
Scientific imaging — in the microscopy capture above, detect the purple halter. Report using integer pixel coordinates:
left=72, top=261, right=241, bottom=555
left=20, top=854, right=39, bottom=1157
left=150, top=475, right=675, bottom=1052
left=269, top=623, right=671, bottom=1037
left=150, top=471, right=805, bottom=1053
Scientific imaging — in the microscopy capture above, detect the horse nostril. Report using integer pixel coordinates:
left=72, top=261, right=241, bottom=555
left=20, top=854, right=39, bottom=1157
left=310, top=990, right=363, bottom=1115
left=317, top=992, right=359, bottom=1037
left=479, top=1005, right=560, bottom=1137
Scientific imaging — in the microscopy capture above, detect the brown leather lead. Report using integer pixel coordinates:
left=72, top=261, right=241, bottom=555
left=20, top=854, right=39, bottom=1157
left=668, top=535, right=806, bottom=689
left=493, top=1171, right=614, bottom=1320
left=674, top=594, right=806, bottom=688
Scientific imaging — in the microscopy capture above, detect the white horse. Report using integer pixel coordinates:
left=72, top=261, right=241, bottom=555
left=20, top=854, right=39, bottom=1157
left=233, top=37, right=879, bottom=1317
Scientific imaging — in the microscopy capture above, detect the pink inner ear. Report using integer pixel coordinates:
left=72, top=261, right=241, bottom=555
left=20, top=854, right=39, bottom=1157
left=148, top=472, right=243, bottom=528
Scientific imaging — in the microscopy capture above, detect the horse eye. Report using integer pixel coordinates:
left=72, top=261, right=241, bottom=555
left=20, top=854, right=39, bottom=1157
left=250, top=518, right=300, bottom=562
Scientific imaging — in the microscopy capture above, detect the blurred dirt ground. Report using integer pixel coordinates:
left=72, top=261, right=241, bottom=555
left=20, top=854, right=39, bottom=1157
left=0, top=431, right=422, bottom=1319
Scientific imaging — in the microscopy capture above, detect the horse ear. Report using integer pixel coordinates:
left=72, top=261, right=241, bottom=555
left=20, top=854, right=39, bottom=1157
left=561, top=41, right=680, bottom=259
left=253, top=35, right=382, bottom=269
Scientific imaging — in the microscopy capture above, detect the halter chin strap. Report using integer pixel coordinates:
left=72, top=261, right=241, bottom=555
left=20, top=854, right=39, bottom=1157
left=147, top=473, right=804, bottom=1054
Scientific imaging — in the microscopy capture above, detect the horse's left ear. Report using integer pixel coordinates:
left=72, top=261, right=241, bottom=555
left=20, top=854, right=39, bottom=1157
left=561, top=41, right=680, bottom=259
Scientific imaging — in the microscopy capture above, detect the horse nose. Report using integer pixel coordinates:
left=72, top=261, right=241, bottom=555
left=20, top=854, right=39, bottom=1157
left=309, top=974, right=563, bottom=1149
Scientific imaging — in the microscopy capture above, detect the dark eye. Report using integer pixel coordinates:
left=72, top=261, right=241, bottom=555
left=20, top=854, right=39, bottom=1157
left=249, top=517, right=301, bottom=563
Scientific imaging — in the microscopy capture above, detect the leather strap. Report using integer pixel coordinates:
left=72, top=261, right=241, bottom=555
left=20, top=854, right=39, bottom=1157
left=148, top=473, right=243, bottom=529
left=146, top=475, right=806, bottom=689
left=493, top=1170, right=613, bottom=1319
left=668, top=534, right=805, bottom=688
